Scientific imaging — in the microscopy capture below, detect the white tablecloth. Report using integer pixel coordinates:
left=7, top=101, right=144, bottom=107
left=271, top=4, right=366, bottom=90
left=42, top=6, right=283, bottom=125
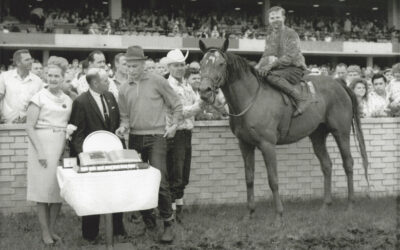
left=57, top=167, right=161, bottom=216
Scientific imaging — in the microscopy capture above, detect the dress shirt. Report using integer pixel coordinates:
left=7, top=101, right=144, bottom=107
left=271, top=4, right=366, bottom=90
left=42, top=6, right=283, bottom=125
left=0, top=69, right=43, bottom=123
left=89, top=89, right=109, bottom=120
left=166, top=76, right=202, bottom=130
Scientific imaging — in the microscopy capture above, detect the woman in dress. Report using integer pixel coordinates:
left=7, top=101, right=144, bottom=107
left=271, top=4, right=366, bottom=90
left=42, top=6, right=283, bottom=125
left=349, top=78, right=370, bottom=117
left=26, top=56, right=72, bottom=245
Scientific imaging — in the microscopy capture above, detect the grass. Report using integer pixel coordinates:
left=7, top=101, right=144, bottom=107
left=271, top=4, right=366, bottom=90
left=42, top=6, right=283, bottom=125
left=0, top=197, right=398, bottom=250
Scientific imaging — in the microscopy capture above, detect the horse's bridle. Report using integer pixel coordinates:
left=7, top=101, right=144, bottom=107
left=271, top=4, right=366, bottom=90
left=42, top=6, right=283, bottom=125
left=201, top=49, right=261, bottom=117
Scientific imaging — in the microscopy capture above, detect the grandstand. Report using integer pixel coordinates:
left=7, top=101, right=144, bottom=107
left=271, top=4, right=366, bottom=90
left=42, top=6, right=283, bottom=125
left=1, top=0, right=400, bottom=68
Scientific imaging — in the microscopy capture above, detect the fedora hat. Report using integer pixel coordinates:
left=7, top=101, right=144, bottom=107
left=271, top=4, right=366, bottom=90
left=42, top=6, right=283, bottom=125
left=164, top=49, right=189, bottom=65
left=125, top=46, right=148, bottom=61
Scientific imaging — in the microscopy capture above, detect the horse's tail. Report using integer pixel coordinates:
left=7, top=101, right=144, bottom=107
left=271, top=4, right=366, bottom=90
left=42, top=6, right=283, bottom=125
left=336, top=78, right=370, bottom=193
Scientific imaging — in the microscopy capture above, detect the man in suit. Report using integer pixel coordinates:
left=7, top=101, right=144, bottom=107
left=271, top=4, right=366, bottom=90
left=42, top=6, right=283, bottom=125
left=69, top=68, right=126, bottom=242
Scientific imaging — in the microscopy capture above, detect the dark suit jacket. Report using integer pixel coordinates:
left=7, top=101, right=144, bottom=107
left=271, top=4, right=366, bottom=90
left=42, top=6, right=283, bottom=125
left=69, top=90, right=120, bottom=157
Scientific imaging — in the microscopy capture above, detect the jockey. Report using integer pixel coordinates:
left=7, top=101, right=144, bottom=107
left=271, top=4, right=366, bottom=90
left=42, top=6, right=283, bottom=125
left=256, top=6, right=310, bottom=116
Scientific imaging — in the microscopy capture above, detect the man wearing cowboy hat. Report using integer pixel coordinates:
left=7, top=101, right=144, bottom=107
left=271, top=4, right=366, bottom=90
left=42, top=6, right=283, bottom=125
left=164, top=49, right=204, bottom=222
left=116, top=45, right=182, bottom=243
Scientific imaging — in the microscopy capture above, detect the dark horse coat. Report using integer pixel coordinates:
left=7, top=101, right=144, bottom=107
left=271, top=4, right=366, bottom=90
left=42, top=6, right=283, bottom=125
left=198, top=39, right=368, bottom=224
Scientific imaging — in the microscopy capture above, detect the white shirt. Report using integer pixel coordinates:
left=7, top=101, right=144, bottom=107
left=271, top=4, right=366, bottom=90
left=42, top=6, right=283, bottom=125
left=0, top=69, right=43, bottom=123
left=76, top=74, right=119, bottom=102
left=89, top=88, right=109, bottom=120
left=167, top=76, right=201, bottom=130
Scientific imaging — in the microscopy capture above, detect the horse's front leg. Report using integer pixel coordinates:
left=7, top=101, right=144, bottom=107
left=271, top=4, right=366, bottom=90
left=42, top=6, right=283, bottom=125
left=238, top=139, right=256, bottom=218
left=259, top=142, right=283, bottom=226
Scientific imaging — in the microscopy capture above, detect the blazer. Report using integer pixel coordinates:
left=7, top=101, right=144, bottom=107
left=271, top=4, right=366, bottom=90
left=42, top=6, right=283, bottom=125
left=69, top=90, right=120, bottom=157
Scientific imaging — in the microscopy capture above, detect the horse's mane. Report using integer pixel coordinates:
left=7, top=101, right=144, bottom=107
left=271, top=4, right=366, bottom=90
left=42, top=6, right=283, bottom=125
left=223, top=52, right=259, bottom=84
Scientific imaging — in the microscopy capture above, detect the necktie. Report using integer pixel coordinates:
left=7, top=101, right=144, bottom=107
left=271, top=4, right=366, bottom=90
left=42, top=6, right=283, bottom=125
left=100, top=94, right=111, bottom=130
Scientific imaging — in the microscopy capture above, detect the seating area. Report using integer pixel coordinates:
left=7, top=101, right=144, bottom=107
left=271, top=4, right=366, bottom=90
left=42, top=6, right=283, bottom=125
left=1, top=6, right=399, bottom=42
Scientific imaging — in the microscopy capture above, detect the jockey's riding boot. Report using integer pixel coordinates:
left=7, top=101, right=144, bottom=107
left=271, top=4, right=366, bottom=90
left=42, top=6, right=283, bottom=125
left=160, top=219, right=175, bottom=243
left=267, top=75, right=311, bottom=117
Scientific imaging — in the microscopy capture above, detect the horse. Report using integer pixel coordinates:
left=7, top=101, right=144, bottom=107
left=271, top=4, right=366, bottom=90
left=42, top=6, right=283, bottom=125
left=198, top=39, right=369, bottom=225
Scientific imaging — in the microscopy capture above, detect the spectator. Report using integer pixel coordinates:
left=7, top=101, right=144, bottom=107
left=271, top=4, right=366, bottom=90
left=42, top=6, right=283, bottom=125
left=75, top=50, right=118, bottom=100
left=113, top=53, right=128, bottom=91
left=31, top=60, right=44, bottom=81
left=0, top=64, right=7, bottom=73
left=346, top=65, right=361, bottom=86
left=368, top=73, right=389, bottom=117
left=210, top=25, right=220, bottom=38
left=320, top=66, right=329, bottom=76
left=0, top=50, right=43, bottom=123
left=145, top=59, right=156, bottom=73
left=71, top=59, right=89, bottom=90
left=349, top=78, right=370, bottom=117
left=157, top=57, right=170, bottom=78
left=71, top=59, right=80, bottom=77
left=383, top=68, right=393, bottom=82
left=25, top=56, right=72, bottom=245
left=189, top=61, right=200, bottom=71
left=387, top=63, right=400, bottom=116
left=104, top=21, right=112, bottom=35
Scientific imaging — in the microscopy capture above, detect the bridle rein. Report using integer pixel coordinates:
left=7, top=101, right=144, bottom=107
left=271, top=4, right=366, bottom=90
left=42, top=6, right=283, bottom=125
left=202, top=49, right=261, bottom=117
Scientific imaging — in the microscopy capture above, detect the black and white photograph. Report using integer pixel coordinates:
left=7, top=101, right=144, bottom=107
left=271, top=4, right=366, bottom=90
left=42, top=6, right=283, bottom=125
left=0, top=0, right=399, bottom=249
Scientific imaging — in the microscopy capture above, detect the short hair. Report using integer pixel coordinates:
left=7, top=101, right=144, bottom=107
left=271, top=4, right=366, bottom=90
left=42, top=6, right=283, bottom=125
left=87, top=50, right=104, bottom=63
left=267, top=6, right=286, bottom=17
left=13, top=49, right=30, bottom=64
left=114, top=53, right=125, bottom=65
left=184, top=68, right=200, bottom=79
left=81, top=59, right=89, bottom=70
left=33, top=59, right=42, bottom=64
left=47, top=56, right=68, bottom=76
left=371, top=73, right=387, bottom=84
left=145, top=58, right=155, bottom=64
left=86, top=68, right=107, bottom=86
left=347, top=65, right=361, bottom=74
left=72, top=59, right=79, bottom=63
left=336, top=63, right=347, bottom=69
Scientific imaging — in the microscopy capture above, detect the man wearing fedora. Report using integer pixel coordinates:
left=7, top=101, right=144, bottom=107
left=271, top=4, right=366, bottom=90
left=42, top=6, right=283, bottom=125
left=116, top=46, right=182, bottom=243
left=164, top=49, right=204, bottom=221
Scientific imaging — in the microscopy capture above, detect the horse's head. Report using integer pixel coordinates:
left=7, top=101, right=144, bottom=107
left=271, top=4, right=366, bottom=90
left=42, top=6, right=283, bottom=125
left=198, top=39, right=229, bottom=104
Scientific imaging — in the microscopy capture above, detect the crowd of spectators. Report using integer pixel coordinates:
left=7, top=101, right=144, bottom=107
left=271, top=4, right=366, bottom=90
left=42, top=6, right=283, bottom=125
left=1, top=50, right=400, bottom=122
left=1, top=6, right=399, bottom=42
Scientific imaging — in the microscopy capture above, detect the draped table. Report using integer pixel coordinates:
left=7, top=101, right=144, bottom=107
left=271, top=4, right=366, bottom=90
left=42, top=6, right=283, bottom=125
left=57, top=166, right=161, bottom=249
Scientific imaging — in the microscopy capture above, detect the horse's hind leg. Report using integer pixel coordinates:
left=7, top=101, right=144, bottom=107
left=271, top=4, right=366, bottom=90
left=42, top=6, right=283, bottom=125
left=259, top=141, right=283, bottom=226
left=331, top=130, right=354, bottom=210
left=238, top=139, right=256, bottom=218
left=309, top=125, right=333, bottom=210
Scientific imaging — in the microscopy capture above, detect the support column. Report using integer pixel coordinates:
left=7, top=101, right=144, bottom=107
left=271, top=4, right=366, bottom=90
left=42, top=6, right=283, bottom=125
left=42, top=50, right=49, bottom=65
left=366, top=56, right=373, bottom=68
left=263, top=0, right=271, bottom=26
left=109, top=0, right=122, bottom=20
left=388, top=0, right=400, bottom=29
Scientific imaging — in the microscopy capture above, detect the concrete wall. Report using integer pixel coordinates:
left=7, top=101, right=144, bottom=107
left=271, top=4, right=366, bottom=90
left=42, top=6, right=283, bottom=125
left=0, top=34, right=398, bottom=55
left=0, top=118, right=399, bottom=214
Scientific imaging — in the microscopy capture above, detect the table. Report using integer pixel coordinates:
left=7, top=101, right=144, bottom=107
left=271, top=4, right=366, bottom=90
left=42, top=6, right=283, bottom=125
left=57, top=166, right=161, bottom=249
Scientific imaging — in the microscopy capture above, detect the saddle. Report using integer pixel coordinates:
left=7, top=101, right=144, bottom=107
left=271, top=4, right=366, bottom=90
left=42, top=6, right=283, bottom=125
left=278, top=79, right=318, bottom=140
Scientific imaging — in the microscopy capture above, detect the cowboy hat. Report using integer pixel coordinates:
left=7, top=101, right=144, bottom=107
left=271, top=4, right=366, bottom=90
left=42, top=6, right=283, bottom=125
left=164, top=49, right=189, bottom=65
left=125, top=46, right=148, bottom=61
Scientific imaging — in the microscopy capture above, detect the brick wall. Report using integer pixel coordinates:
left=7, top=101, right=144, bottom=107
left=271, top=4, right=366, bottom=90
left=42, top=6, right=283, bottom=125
left=0, top=118, right=399, bottom=214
